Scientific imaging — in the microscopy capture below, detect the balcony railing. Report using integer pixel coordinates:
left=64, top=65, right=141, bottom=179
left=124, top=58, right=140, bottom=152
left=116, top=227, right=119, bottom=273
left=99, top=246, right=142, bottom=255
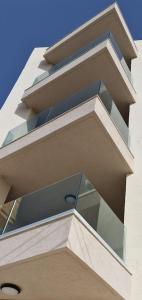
left=0, top=173, right=125, bottom=259
left=33, top=32, right=132, bottom=86
left=2, top=81, right=129, bottom=147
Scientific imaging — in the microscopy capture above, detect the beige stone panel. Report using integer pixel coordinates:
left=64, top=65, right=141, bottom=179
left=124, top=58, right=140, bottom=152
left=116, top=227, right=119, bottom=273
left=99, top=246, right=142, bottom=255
left=0, top=212, right=131, bottom=300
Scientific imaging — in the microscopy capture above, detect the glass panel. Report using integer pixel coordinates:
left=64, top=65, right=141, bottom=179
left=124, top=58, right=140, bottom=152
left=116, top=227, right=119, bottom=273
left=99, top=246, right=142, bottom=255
left=33, top=32, right=131, bottom=86
left=77, top=175, right=124, bottom=259
left=1, top=174, right=82, bottom=234
left=2, top=108, right=50, bottom=147
left=109, top=33, right=131, bottom=83
left=47, top=81, right=101, bottom=121
left=0, top=173, right=125, bottom=260
left=99, top=82, right=129, bottom=145
left=33, top=72, right=50, bottom=85
left=2, top=81, right=129, bottom=147
left=0, top=201, right=15, bottom=234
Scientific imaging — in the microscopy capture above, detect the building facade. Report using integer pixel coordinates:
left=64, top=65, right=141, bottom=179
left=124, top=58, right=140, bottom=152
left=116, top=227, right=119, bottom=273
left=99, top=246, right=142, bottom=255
left=0, top=3, right=141, bottom=299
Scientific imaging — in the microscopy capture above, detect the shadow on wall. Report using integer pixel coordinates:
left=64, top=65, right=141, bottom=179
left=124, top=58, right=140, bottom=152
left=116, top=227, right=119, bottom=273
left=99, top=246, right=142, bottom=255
left=38, top=59, right=53, bottom=72
left=14, top=102, right=35, bottom=120
left=14, top=57, right=52, bottom=119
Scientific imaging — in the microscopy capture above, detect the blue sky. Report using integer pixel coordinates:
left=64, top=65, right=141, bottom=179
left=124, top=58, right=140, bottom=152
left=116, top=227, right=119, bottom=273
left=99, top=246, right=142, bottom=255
left=0, top=0, right=141, bottom=108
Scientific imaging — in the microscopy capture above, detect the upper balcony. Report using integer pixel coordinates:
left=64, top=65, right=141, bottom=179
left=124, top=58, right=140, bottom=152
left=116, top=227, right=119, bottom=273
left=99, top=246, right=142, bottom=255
left=0, top=174, right=131, bottom=300
left=3, top=81, right=130, bottom=147
left=0, top=82, right=133, bottom=220
left=44, top=3, right=137, bottom=64
left=33, top=32, right=132, bottom=85
left=22, top=32, right=136, bottom=120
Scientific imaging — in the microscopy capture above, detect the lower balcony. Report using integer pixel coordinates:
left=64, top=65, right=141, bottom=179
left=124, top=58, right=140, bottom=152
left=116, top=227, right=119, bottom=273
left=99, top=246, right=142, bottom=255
left=0, top=81, right=133, bottom=221
left=0, top=174, right=131, bottom=299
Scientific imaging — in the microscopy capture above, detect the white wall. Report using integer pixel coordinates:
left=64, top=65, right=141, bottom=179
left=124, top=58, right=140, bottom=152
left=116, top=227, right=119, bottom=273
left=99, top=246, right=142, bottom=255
left=125, top=41, right=142, bottom=300
left=0, top=47, right=51, bottom=146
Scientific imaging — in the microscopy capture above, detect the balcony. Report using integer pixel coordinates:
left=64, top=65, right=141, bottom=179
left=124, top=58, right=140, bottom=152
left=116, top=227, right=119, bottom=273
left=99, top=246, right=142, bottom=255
left=0, top=174, right=131, bottom=300
left=0, top=173, right=124, bottom=258
left=3, top=81, right=129, bottom=147
left=0, top=82, right=133, bottom=219
left=44, top=3, right=137, bottom=64
left=34, top=32, right=132, bottom=85
left=22, top=32, right=136, bottom=120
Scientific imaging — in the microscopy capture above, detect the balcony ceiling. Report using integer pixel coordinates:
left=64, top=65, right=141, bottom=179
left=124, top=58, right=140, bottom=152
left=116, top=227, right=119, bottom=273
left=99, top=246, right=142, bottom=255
left=44, top=3, right=137, bottom=64
left=0, top=98, right=133, bottom=219
left=22, top=40, right=136, bottom=120
left=0, top=213, right=131, bottom=300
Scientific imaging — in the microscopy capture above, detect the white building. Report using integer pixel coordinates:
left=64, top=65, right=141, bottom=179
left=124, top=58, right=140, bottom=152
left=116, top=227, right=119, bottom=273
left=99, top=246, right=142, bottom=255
left=0, top=3, right=141, bottom=299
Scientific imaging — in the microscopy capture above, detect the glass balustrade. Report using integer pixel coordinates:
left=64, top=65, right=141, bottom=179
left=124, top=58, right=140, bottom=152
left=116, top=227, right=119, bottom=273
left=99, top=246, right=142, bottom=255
left=32, top=32, right=131, bottom=86
left=2, top=81, right=129, bottom=147
left=0, top=173, right=125, bottom=259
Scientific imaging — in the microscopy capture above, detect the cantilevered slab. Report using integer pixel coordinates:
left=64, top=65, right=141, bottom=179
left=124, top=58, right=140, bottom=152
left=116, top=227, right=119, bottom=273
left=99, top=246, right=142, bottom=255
left=22, top=39, right=136, bottom=120
left=0, top=98, right=133, bottom=218
left=0, top=212, right=131, bottom=300
left=44, top=3, right=137, bottom=64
